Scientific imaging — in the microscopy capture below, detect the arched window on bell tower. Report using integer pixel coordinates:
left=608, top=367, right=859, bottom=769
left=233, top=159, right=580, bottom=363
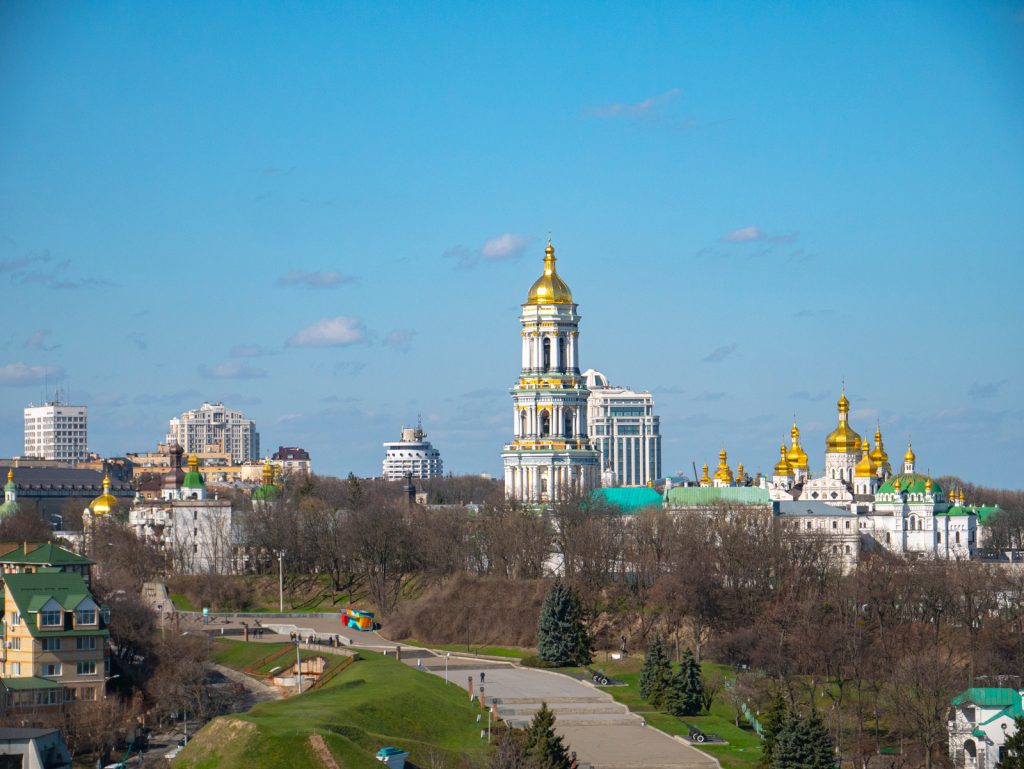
left=519, top=410, right=527, bottom=438
left=540, top=410, right=551, bottom=437
left=543, top=338, right=551, bottom=371
left=558, top=337, right=566, bottom=373
left=563, top=408, right=573, bottom=438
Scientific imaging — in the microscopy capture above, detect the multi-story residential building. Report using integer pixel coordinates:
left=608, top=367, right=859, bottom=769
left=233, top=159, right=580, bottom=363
left=0, top=543, right=93, bottom=588
left=23, top=402, right=88, bottom=463
left=0, top=570, right=109, bottom=707
left=383, top=422, right=443, bottom=481
left=583, top=370, right=661, bottom=488
left=166, top=402, right=259, bottom=465
left=271, top=446, right=311, bottom=476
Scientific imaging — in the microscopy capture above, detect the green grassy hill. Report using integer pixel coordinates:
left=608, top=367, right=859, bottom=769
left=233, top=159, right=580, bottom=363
left=176, top=650, right=490, bottom=769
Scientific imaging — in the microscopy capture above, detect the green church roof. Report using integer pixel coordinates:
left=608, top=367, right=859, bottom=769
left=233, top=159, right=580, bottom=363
left=0, top=542, right=93, bottom=567
left=182, top=470, right=206, bottom=489
left=976, top=506, right=1001, bottom=525
left=952, top=688, right=1021, bottom=708
left=877, top=473, right=943, bottom=496
left=3, top=571, right=100, bottom=637
left=665, top=486, right=771, bottom=507
left=593, top=487, right=663, bottom=513
left=252, top=483, right=279, bottom=501
left=937, top=506, right=974, bottom=517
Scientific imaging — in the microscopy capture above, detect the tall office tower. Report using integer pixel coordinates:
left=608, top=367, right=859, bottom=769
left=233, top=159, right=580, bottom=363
left=583, top=370, right=662, bottom=487
left=167, top=402, right=259, bottom=465
left=23, top=401, right=89, bottom=462
left=382, top=422, right=444, bottom=480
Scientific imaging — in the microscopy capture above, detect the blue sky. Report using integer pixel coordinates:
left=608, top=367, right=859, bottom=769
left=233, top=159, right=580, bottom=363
left=1, top=1, right=1022, bottom=486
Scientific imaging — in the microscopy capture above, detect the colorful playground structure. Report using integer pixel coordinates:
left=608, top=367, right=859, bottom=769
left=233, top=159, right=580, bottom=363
left=343, top=608, right=378, bottom=631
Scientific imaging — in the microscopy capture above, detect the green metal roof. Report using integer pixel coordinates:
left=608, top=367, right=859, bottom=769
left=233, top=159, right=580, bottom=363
left=937, top=506, right=975, bottom=517
left=1, top=676, right=64, bottom=691
left=3, top=571, right=97, bottom=636
left=665, top=486, right=771, bottom=507
left=182, top=470, right=206, bottom=489
left=0, top=542, right=93, bottom=567
left=593, top=487, right=662, bottom=513
left=952, top=688, right=1021, bottom=708
left=878, top=473, right=943, bottom=496
left=252, top=483, right=279, bottom=500
left=980, top=701, right=1024, bottom=725
left=976, top=506, right=1001, bottom=525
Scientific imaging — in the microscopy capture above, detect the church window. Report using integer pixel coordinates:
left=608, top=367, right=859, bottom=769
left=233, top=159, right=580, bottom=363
left=563, top=410, right=573, bottom=438
left=558, top=337, right=566, bottom=373
left=844, top=545, right=851, bottom=554
left=956, top=532, right=961, bottom=544
left=845, top=521, right=851, bottom=529
left=937, top=532, right=941, bottom=543
left=540, top=411, right=550, bottom=437
left=543, top=338, right=551, bottom=370
left=832, top=520, right=837, bottom=529
left=806, top=521, right=812, bottom=530
left=519, top=411, right=527, bottom=437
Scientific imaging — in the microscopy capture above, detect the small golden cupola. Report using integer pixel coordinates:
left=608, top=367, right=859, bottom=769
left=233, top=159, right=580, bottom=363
left=903, top=441, right=916, bottom=473
left=825, top=390, right=862, bottom=453
left=893, top=476, right=902, bottom=492
left=774, top=444, right=794, bottom=477
left=89, top=474, right=118, bottom=516
left=870, top=426, right=890, bottom=474
left=526, top=241, right=574, bottom=306
left=699, top=463, right=712, bottom=486
left=948, top=488, right=956, bottom=503
left=855, top=439, right=875, bottom=478
left=786, top=423, right=809, bottom=470
left=713, top=448, right=734, bottom=485
left=925, top=477, right=933, bottom=493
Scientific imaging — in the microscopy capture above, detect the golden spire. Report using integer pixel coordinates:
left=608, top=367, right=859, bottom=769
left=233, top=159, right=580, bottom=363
left=526, top=240, right=573, bottom=305
left=870, top=424, right=889, bottom=468
left=262, top=460, right=274, bottom=485
left=893, top=476, right=902, bottom=492
left=948, top=488, right=956, bottom=503
left=188, top=454, right=199, bottom=472
left=699, top=463, right=711, bottom=486
left=925, top=476, right=933, bottom=492
left=826, top=388, right=861, bottom=453
left=714, top=448, right=734, bottom=484
left=89, top=473, right=117, bottom=516
left=855, top=439, right=875, bottom=478
left=787, top=422, right=809, bottom=469
left=904, top=441, right=916, bottom=463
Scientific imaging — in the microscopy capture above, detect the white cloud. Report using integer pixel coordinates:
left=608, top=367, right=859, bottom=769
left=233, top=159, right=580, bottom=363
left=277, top=271, right=356, bottom=288
left=0, top=362, right=64, bottom=386
left=721, top=226, right=763, bottom=242
left=198, top=361, right=267, bottom=380
left=481, top=233, right=531, bottom=261
left=287, top=316, right=366, bottom=348
left=703, top=343, right=738, bottom=363
left=588, top=88, right=682, bottom=119
left=24, top=329, right=57, bottom=350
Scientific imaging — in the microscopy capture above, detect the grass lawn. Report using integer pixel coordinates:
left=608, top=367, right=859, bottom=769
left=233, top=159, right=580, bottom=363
left=588, top=657, right=763, bottom=769
left=169, top=592, right=198, bottom=611
left=175, top=650, right=491, bottom=769
left=211, top=639, right=353, bottom=678
left=402, top=638, right=533, bottom=659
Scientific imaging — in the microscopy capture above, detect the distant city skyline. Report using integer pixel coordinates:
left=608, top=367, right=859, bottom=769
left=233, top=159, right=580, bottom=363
left=1, top=2, right=1022, bottom=486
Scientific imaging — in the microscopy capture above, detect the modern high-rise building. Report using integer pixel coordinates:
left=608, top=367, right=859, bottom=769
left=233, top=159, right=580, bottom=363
left=166, top=402, right=259, bottom=465
left=583, top=370, right=662, bottom=487
left=382, top=422, right=443, bottom=481
left=23, top=402, right=89, bottom=463
left=501, top=240, right=600, bottom=502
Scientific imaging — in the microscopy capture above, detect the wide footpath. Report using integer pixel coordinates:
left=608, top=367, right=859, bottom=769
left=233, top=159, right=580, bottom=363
left=234, top=614, right=720, bottom=769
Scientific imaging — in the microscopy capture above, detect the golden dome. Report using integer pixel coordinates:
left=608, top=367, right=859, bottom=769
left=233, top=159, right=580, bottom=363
left=893, top=477, right=902, bottom=492
left=870, top=426, right=889, bottom=467
left=825, top=390, right=862, bottom=453
left=948, top=488, right=956, bottom=503
left=925, top=477, right=933, bottom=492
left=526, top=242, right=574, bottom=305
left=904, top=443, right=916, bottom=463
left=786, top=423, right=809, bottom=469
left=774, top=444, right=794, bottom=476
left=699, top=463, right=711, bottom=485
left=89, top=474, right=118, bottom=516
left=262, top=461, right=274, bottom=485
left=714, top=449, right=734, bottom=484
left=855, top=439, right=875, bottom=478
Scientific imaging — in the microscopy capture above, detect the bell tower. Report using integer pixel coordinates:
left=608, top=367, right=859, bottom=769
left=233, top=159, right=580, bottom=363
left=502, top=240, right=599, bottom=502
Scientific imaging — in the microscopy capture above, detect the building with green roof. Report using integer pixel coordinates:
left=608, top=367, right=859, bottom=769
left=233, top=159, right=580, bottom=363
left=593, top=487, right=663, bottom=513
left=0, top=542, right=93, bottom=586
left=949, top=687, right=1023, bottom=769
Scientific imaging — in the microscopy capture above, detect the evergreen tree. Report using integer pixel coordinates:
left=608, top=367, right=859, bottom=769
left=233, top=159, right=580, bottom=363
left=537, top=579, right=593, bottom=667
left=759, top=693, right=789, bottom=769
left=524, top=702, right=572, bottom=769
left=997, top=717, right=1024, bottom=769
left=664, top=667, right=689, bottom=716
left=772, top=710, right=835, bottom=769
left=679, top=648, right=705, bottom=716
left=639, top=635, right=673, bottom=708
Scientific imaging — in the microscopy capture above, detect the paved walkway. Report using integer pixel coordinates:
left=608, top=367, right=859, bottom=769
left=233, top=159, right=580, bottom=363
left=163, top=596, right=717, bottom=769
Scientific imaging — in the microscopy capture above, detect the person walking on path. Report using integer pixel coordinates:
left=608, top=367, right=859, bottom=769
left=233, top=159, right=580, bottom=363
left=480, top=671, right=485, bottom=686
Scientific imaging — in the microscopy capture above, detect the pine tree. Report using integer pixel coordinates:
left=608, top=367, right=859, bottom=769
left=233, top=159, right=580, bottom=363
left=639, top=636, right=673, bottom=708
left=679, top=648, right=705, bottom=716
left=524, top=702, right=572, bottom=769
left=759, top=693, right=789, bottom=769
left=803, top=709, right=835, bottom=769
left=997, top=717, right=1024, bottom=769
left=664, top=667, right=689, bottom=716
left=537, top=579, right=593, bottom=667
left=772, top=710, right=835, bottom=769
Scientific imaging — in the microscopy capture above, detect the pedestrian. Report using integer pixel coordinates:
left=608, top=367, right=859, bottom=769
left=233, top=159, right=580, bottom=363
left=480, top=671, right=485, bottom=685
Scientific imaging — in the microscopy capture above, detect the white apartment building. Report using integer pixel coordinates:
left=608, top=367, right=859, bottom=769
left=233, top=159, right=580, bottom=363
left=382, top=423, right=443, bottom=481
left=23, top=402, right=89, bottom=463
left=583, top=370, right=662, bottom=487
left=166, top=402, right=259, bottom=465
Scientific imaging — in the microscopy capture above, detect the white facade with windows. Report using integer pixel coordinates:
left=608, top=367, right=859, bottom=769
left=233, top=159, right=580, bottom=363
left=167, top=402, right=259, bottom=465
left=23, top=403, right=88, bottom=462
left=583, top=370, right=661, bottom=488
left=382, top=425, right=443, bottom=480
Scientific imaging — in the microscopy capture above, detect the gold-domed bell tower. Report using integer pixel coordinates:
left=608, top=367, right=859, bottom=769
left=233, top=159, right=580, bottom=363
left=502, top=240, right=599, bottom=502
left=824, top=389, right=862, bottom=483
left=773, top=444, right=794, bottom=490
left=787, top=422, right=810, bottom=482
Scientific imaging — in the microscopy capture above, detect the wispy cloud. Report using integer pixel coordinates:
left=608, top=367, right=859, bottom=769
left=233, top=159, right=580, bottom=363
left=288, top=317, right=366, bottom=348
left=722, top=226, right=763, bottom=243
left=703, top=343, right=738, bottom=363
left=277, top=271, right=356, bottom=289
left=445, top=232, right=534, bottom=269
left=126, top=332, right=147, bottom=350
left=132, top=390, right=201, bottom=406
left=790, top=389, right=830, bottom=401
left=383, top=329, right=416, bottom=352
left=0, top=362, right=64, bottom=386
left=969, top=379, right=1009, bottom=399
left=230, top=343, right=272, bottom=358
left=2, top=251, right=116, bottom=290
left=588, top=88, right=682, bottom=119
left=24, top=329, right=58, bottom=351
left=198, top=361, right=268, bottom=380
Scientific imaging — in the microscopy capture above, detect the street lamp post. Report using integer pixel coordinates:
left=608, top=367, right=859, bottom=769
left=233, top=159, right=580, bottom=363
left=274, top=549, right=286, bottom=612
left=445, top=653, right=450, bottom=685
left=295, top=637, right=304, bottom=694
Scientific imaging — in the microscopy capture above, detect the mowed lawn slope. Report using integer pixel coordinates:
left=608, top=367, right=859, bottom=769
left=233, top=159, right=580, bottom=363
left=175, top=651, right=490, bottom=769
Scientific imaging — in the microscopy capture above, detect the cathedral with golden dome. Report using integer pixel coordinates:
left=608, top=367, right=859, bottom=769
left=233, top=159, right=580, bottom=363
left=502, top=240, right=600, bottom=502
left=767, top=389, right=980, bottom=559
